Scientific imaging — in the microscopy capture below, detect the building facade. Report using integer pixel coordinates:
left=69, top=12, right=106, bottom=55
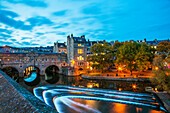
left=67, top=34, right=87, bottom=72
left=53, top=41, right=67, bottom=53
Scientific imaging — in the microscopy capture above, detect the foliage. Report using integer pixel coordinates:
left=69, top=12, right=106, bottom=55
left=150, top=57, right=170, bottom=92
left=112, top=42, right=123, bottom=51
left=87, top=43, right=114, bottom=72
left=156, top=41, right=170, bottom=53
left=116, top=42, right=152, bottom=75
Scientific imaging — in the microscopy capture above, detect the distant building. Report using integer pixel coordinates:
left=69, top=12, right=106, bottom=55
left=53, top=41, right=67, bottom=53
left=0, top=45, right=53, bottom=53
left=136, top=38, right=170, bottom=49
left=67, top=34, right=87, bottom=71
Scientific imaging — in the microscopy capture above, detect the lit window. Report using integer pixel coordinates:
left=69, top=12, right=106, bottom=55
left=77, top=56, right=84, bottom=60
left=78, top=49, right=83, bottom=54
left=78, top=44, right=81, bottom=46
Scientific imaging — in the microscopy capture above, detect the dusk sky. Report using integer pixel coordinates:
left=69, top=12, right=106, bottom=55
left=0, top=0, right=170, bottom=47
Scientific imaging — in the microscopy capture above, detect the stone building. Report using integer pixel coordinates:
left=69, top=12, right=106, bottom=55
left=67, top=34, right=87, bottom=72
left=53, top=41, right=67, bottom=53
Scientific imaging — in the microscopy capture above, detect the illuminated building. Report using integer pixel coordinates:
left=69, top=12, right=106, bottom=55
left=67, top=34, right=87, bottom=72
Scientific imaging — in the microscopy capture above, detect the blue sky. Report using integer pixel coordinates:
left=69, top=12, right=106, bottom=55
left=0, top=0, right=170, bottom=47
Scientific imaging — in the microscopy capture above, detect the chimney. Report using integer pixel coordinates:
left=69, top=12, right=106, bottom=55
left=67, top=35, right=70, bottom=38
left=144, top=38, right=146, bottom=42
left=81, top=35, right=85, bottom=38
left=71, top=34, right=73, bottom=38
left=154, top=39, right=157, bottom=43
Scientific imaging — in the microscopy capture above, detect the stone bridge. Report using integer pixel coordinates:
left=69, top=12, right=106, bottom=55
left=0, top=51, right=67, bottom=77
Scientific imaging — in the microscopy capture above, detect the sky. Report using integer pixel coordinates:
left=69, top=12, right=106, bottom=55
left=0, top=0, right=170, bottom=47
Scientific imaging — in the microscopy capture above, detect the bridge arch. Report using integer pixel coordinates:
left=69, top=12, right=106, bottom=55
left=45, top=65, right=60, bottom=84
left=23, top=65, right=40, bottom=86
left=2, top=66, right=19, bottom=82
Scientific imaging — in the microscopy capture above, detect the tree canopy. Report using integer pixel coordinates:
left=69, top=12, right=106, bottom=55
left=150, top=56, right=170, bottom=92
left=87, top=43, right=114, bottom=72
left=116, top=42, right=153, bottom=75
left=156, top=41, right=170, bottom=53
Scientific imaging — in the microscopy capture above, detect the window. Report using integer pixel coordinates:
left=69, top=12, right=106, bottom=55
left=78, top=49, right=83, bottom=54
left=78, top=62, right=84, bottom=66
left=77, top=56, right=84, bottom=60
left=78, top=44, right=81, bottom=46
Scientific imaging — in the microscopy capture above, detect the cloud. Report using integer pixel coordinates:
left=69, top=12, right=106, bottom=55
left=0, top=41, right=13, bottom=45
left=53, top=23, right=69, bottom=29
left=5, top=0, right=48, bottom=8
left=26, top=16, right=53, bottom=26
left=20, top=41, right=39, bottom=46
left=81, top=4, right=101, bottom=15
left=36, top=32, right=45, bottom=36
left=10, top=39, right=17, bottom=41
left=52, top=10, right=68, bottom=16
left=57, top=32, right=66, bottom=35
left=0, top=33, right=12, bottom=39
left=0, top=10, right=53, bottom=31
left=0, top=10, right=33, bottom=30
left=21, top=37, right=32, bottom=40
left=0, top=28, right=13, bottom=34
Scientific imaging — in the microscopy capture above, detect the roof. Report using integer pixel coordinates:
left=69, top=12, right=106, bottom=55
left=146, top=39, right=169, bottom=45
left=73, top=37, right=86, bottom=42
left=58, top=43, right=66, bottom=48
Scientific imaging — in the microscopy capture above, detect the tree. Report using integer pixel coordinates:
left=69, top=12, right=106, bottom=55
left=150, top=57, right=170, bottom=92
left=112, top=42, right=123, bottom=53
left=87, top=43, right=114, bottom=72
left=157, top=41, right=170, bottom=53
left=116, top=42, right=152, bottom=75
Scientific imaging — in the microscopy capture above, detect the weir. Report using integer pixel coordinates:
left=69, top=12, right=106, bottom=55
left=33, top=85, right=167, bottom=113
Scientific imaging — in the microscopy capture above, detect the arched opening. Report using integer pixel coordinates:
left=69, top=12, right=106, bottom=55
left=45, top=65, right=59, bottom=84
left=2, top=67, right=19, bottom=82
left=24, top=66, right=40, bottom=86
left=78, top=68, right=83, bottom=71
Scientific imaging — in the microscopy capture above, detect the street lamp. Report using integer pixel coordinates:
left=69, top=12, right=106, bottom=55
left=155, top=67, right=158, bottom=70
left=132, top=84, right=137, bottom=89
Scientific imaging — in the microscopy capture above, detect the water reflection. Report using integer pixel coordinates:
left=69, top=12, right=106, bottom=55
left=45, top=65, right=59, bottom=84
left=59, top=75, right=155, bottom=93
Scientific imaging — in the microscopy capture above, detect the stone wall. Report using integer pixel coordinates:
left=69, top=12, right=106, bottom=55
left=0, top=70, right=57, bottom=113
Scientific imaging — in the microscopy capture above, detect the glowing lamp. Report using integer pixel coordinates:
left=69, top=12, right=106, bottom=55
left=155, top=67, right=158, bottom=70
left=132, top=85, right=136, bottom=89
left=118, top=67, right=122, bottom=70
left=87, top=83, right=93, bottom=88
left=71, top=60, right=75, bottom=65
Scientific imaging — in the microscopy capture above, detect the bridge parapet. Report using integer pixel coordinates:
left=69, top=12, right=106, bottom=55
left=0, top=52, right=67, bottom=77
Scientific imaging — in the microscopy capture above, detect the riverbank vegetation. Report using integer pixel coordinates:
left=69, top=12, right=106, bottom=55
left=87, top=41, right=170, bottom=92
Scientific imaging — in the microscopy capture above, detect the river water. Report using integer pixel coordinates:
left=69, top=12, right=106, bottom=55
left=32, top=75, right=166, bottom=113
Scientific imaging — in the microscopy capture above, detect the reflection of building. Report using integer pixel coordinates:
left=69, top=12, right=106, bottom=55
left=67, top=34, right=87, bottom=71
left=53, top=41, right=67, bottom=53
